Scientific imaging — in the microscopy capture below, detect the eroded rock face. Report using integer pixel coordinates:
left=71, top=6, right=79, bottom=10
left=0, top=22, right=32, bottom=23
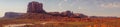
left=27, top=1, right=46, bottom=13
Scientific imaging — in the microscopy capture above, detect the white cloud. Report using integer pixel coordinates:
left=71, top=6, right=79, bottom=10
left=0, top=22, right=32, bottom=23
left=64, top=0, right=68, bottom=2
left=100, top=2, right=120, bottom=8
left=78, top=7, right=82, bottom=9
left=0, top=11, right=4, bottom=17
left=78, top=7, right=88, bottom=11
left=58, top=2, right=62, bottom=6
left=58, top=1, right=63, bottom=9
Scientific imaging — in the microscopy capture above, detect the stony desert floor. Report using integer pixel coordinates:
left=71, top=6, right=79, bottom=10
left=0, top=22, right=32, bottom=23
left=0, top=18, right=120, bottom=27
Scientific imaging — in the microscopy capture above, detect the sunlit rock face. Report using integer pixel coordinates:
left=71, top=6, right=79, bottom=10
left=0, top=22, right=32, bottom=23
left=27, top=1, right=46, bottom=13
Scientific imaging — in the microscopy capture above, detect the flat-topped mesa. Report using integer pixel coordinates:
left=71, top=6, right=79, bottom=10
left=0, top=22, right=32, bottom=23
left=27, top=1, right=46, bottom=13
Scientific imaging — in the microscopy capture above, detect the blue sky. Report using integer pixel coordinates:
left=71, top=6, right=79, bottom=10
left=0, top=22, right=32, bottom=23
left=0, top=0, right=120, bottom=17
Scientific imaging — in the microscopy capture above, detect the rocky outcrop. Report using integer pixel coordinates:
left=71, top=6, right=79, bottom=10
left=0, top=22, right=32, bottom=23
left=4, top=12, right=24, bottom=18
left=3, top=1, right=88, bottom=19
left=48, top=10, right=88, bottom=18
left=72, top=13, right=88, bottom=18
left=47, top=12, right=61, bottom=16
left=61, top=10, right=73, bottom=17
left=27, top=1, right=46, bottom=13
left=20, top=13, right=63, bottom=19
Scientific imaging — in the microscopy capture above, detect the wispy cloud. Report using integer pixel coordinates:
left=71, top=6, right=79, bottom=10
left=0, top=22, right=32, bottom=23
left=100, top=2, right=120, bottom=8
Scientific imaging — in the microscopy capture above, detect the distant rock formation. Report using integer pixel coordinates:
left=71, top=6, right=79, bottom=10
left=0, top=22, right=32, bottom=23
left=3, top=1, right=89, bottom=19
left=61, top=11, right=88, bottom=18
left=27, top=1, right=46, bottom=13
left=72, top=13, right=88, bottom=18
left=89, top=16, right=118, bottom=18
left=48, top=12, right=61, bottom=16
left=4, top=12, right=24, bottom=18
left=61, top=10, right=73, bottom=17
left=48, top=10, right=88, bottom=18
left=20, top=13, right=62, bottom=19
